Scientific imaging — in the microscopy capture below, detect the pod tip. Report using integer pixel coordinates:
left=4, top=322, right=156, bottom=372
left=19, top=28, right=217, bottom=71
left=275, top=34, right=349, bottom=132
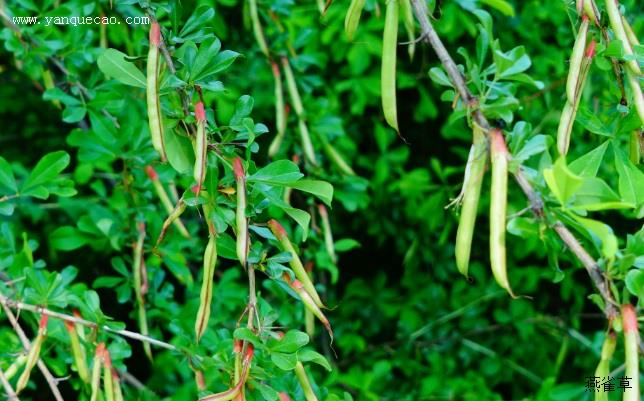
left=195, top=101, right=206, bottom=123
left=150, top=22, right=161, bottom=47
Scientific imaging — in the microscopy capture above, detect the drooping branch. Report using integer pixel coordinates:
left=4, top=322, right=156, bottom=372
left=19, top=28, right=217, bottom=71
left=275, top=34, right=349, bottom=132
left=409, top=0, right=619, bottom=320
left=0, top=293, right=178, bottom=351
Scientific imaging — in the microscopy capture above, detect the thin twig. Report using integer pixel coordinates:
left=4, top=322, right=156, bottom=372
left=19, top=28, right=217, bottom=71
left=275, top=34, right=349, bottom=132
left=409, top=0, right=619, bottom=320
left=0, top=294, right=177, bottom=351
left=1, top=304, right=65, bottom=401
left=0, top=367, right=19, bottom=401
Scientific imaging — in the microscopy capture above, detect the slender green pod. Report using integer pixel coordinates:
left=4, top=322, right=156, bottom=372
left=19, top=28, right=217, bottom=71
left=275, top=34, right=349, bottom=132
left=400, top=0, right=415, bottom=59
left=249, top=0, right=269, bottom=57
left=581, top=0, right=600, bottom=25
left=195, top=234, right=217, bottom=341
left=594, top=333, right=616, bottom=401
left=318, top=205, right=337, bottom=264
left=455, top=126, right=487, bottom=277
left=268, top=62, right=287, bottom=158
left=622, top=304, right=640, bottom=401
left=103, top=349, right=115, bottom=401
left=294, top=362, right=319, bottom=401
left=317, top=133, right=356, bottom=175
left=381, top=0, right=399, bottom=132
left=90, top=343, right=104, bottom=401
left=4, top=353, right=27, bottom=380
left=64, top=320, right=90, bottom=383
left=489, top=130, right=514, bottom=297
left=194, top=101, right=207, bottom=194
left=605, top=0, right=641, bottom=75
left=288, top=277, right=333, bottom=339
left=233, top=157, right=249, bottom=267
left=155, top=198, right=189, bottom=247
left=268, top=219, right=325, bottom=308
left=146, top=22, right=167, bottom=161
left=622, top=16, right=640, bottom=47
left=15, top=315, right=47, bottom=393
left=281, top=57, right=318, bottom=166
left=557, top=39, right=596, bottom=156
left=113, top=371, right=124, bottom=401
left=566, top=17, right=589, bottom=103
left=145, top=165, right=190, bottom=238
left=133, top=222, right=152, bottom=360
left=344, top=0, right=366, bottom=41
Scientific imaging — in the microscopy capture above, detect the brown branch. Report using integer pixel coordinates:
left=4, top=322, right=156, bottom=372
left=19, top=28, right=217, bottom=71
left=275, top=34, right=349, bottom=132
left=409, top=0, right=619, bottom=320
left=0, top=367, right=19, bottom=401
left=1, top=304, right=65, bottom=401
left=0, top=293, right=178, bottom=351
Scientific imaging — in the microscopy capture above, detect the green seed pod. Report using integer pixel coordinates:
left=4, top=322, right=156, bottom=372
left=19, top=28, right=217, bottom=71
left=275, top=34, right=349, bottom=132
left=582, top=0, right=600, bottom=26
left=132, top=222, right=152, bottom=360
left=194, top=102, right=207, bottom=194
left=281, top=57, right=318, bottom=166
left=268, top=219, right=325, bottom=308
left=155, top=198, right=189, bottom=247
left=455, top=126, right=487, bottom=277
left=294, top=362, right=319, bottom=401
left=146, top=22, right=167, bottom=161
left=113, top=371, right=124, bottom=401
left=268, top=62, right=287, bottom=158
left=195, top=234, right=217, bottom=341
left=594, top=333, right=616, bottom=401
left=489, top=130, right=514, bottom=297
left=103, top=350, right=115, bottom=401
left=622, top=16, right=640, bottom=47
left=90, top=343, right=104, bottom=401
left=249, top=0, right=269, bottom=57
left=145, top=166, right=190, bottom=238
left=400, top=0, right=415, bottom=59
left=622, top=304, right=640, bottom=401
left=16, top=315, right=47, bottom=394
left=233, top=157, right=249, bottom=267
left=318, top=205, right=337, bottom=264
left=605, top=0, right=641, bottom=75
left=566, top=18, right=589, bottom=103
left=286, top=276, right=333, bottom=340
left=4, top=353, right=27, bottom=380
left=381, top=0, right=399, bottom=132
left=344, top=0, right=366, bottom=41
left=317, top=134, right=356, bottom=176
left=64, top=320, right=90, bottom=383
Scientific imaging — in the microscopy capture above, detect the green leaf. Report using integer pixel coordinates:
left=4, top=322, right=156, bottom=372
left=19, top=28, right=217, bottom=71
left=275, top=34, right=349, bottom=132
left=575, top=107, right=612, bottom=137
left=270, top=330, right=309, bottom=353
left=21, top=151, right=70, bottom=194
left=0, top=156, right=17, bottom=193
left=480, top=0, right=515, bottom=16
left=334, top=238, right=361, bottom=252
left=289, top=180, right=334, bottom=206
left=248, top=160, right=303, bottom=185
left=50, top=226, right=87, bottom=251
left=165, top=129, right=195, bottom=175
left=97, top=49, right=146, bottom=88
left=271, top=352, right=297, bottom=371
left=572, top=215, right=618, bottom=260
left=625, top=269, right=644, bottom=299
left=543, top=158, right=583, bottom=206
left=571, top=177, right=633, bottom=211
left=614, top=145, right=644, bottom=207
left=569, top=141, right=609, bottom=177
left=233, top=327, right=262, bottom=347
left=298, top=348, right=332, bottom=371
left=494, top=46, right=531, bottom=79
